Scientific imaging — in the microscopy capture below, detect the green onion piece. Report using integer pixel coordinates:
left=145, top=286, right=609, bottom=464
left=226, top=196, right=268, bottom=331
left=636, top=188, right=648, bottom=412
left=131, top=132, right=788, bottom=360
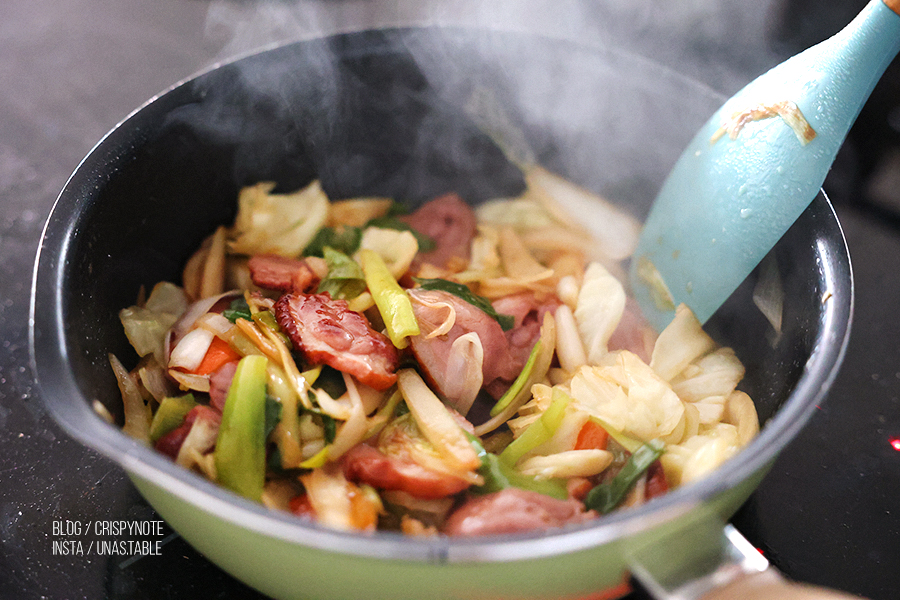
left=264, top=394, right=282, bottom=440
left=251, top=310, right=280, bottom=332
left=299, top=404, right=339, bottom=445
left=360, top=249, right=420, bottom=348
left=383, top=201, right=409, bottom=217
left=365, top=216, right=436, bottom=252
left=214, top=355, right=269, bottom=501
left=252, top=310, right=292, bottom=349
left=267, top=446, right=283, bottom=473
left=310, top=365, right=346, bottom=399
left=583, top=439, right=666, bottom=514
left=149, top=394, right=197, bottom=442
left=413, top=277, right=515, bottom=331
left=303, top=225, right=362, bottom=258
left=467, top=434, right=568, bottom=500
left=499, top=388, right=571, bottom=467
left=223, top=297, right=252, bottom=323
left=321, top=413, right=337, bottom=444
left=489, top=339, right=542, bottom=417
left=317, top=246, right=367, bottom=299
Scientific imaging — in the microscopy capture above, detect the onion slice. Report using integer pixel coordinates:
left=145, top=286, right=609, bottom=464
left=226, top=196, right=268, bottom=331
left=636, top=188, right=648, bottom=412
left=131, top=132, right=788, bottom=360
left=396, top=369, right=481, bottom=473
left=168, top=328, right=216, bottom=372
left=326, top=374, right=373, bottom=461
left=108, top=354, right=151, bottom=443
left=441, top=332, right=484, bottom=416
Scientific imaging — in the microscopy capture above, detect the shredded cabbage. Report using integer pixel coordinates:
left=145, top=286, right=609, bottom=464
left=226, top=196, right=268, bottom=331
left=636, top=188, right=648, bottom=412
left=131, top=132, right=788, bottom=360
left=670, top=347, right=745, bottom=402
left=300, top=464, right=379, bottom=532
left=498, top=226, right=553, bottom=281
left=661, top=423, right=742, bottom=486
left=723, top=390, right=760, bottom=446
left=328, top=197, right=393, bottom=228
left=453, top=226, right=503, bottom=285
left=119, top=282, right=188, bottom=365
left=475, top=197, right=556, bottom=231
left=523, top=166, right=640, bottom=262
left=569, top=351, right=685, bottom=442
left=175, top=415, right=219, bottom=476
left=357, top=227, right=418, bottom=279
left=574, top=262, right=626, bottom=365
left=229, top=180, right=329, bottom=257
left=518, top=449, right=613, bottom=479
left=649, top=303, right=717, bottom=381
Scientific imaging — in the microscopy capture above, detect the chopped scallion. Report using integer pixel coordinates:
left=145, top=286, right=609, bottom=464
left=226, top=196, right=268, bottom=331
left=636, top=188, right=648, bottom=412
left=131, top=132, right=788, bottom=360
left=583, top=439, right=665, bottom=514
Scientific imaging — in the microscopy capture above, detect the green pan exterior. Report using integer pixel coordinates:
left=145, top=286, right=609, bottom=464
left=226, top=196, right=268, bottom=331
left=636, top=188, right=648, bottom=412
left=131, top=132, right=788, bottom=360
left=130, top=466, right=766, bottom=600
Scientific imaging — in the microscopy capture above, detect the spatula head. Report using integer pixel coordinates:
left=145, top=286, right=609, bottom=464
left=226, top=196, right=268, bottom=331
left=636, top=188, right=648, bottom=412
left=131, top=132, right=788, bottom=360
left=630, top=0, right=900, bottom=331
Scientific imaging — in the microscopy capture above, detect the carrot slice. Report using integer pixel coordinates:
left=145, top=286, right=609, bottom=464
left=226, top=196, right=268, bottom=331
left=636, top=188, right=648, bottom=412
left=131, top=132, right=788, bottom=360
left=193, top=336, right=241, bottom=376
left=575, top=419, right=609, bottom=451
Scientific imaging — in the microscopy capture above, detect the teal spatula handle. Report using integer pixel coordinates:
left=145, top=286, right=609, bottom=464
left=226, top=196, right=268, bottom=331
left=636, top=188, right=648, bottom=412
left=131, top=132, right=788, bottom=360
left=630, top=0, right=900, bottom=331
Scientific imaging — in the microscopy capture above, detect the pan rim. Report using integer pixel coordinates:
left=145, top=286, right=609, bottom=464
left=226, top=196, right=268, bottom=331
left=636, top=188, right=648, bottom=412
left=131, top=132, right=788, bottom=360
left=28, top=28, right=854, bottom=565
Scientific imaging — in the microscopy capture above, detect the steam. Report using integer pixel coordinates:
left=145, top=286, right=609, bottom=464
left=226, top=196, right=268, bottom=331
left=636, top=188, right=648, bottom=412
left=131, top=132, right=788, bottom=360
left=180, top=0, right=784, bottom=216
left=202, top=0, right=781, bottom=92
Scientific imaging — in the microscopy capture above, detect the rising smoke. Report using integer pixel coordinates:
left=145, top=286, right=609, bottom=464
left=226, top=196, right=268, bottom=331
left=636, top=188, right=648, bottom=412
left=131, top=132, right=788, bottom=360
left=173, top=0, right=783, bottom=217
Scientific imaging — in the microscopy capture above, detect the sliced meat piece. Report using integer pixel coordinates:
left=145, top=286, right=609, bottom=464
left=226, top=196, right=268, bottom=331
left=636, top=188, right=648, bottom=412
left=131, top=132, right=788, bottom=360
left=208, top=360, right=239, bottom=412
left=607, top=297, right=656, bottom=364
left=400, top=193, right=477, bottom=270
left=485, top=292, right=561, bottom=398
left=154, top=405, right=222, bottom=459
left=442, top=488, right=596, bottom=536
left=645, top=460, right=669, bottom=500
left=248, top=254, right=319, bottom=293
left=407, top=288, right=519, bottom=400
left=341, top=443, right=471, bottom=500
left=274, top=293, right=399, bottom=391
left=492, top=292, right=561, bottom=367
left=288, top=494, right=316, bottom=520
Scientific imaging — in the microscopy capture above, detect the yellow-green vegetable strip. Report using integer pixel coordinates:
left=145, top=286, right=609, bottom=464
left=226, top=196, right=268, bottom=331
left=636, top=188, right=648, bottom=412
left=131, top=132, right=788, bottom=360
left=360, top=249, right=419, bottom=348
left=499, top=388, right=571, bottom=467
left=468, top=433, right=568, bottom=500
left=490, top=339, right=542, bottom=417
left=214, top=355, right=269, bottom=501
left=584, top=439, right=665, bottom=513
left=149, top=394, right=197, bottom=442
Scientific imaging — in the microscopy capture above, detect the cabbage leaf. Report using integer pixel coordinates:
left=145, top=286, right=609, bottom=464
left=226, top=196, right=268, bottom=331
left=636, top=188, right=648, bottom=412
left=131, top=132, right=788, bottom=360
left=574, top=262, right=626, bottom=365
left=569, top=350, right=684, bottom=442
left=119, top=281, right=188, bottom=365
left=229, top=180, right=329, bottom=257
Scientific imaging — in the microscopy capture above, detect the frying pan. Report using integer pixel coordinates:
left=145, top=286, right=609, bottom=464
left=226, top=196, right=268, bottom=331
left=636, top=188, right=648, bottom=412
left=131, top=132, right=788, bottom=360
left=29, top=27, right=853, bottom=600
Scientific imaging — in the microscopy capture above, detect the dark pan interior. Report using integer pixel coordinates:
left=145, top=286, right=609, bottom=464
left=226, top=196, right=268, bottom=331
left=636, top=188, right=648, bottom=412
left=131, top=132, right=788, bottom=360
left=39, top=27, right=850, bottom=487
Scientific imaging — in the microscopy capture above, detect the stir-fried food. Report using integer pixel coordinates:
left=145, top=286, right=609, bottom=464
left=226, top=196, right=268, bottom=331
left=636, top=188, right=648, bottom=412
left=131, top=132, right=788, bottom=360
left=109, top=166, right=759, bottom=536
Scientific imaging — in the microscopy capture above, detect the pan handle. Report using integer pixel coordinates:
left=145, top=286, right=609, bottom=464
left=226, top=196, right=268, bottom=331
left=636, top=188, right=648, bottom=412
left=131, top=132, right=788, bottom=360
left=628, top=521, right=866, bottom=600
left=697, top=569, right=864, bottom=600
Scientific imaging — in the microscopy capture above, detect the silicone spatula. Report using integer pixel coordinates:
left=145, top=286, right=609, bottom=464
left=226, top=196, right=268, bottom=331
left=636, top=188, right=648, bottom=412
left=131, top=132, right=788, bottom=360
left=630, top=0, right=900, bottom=331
